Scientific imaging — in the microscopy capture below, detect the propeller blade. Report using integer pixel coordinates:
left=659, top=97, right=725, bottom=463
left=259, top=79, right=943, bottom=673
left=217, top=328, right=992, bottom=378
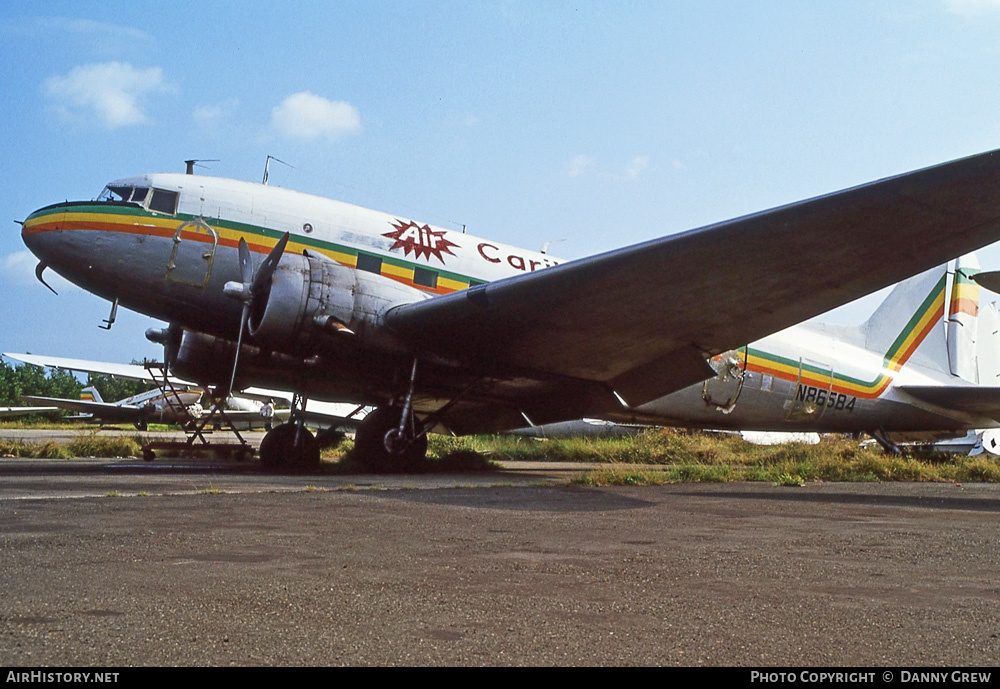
left=228, top=301, right=251, bottom=395
left=252, top=232, right=290, bottom=295
left=238, top=237, right=253, bottom=288
left=228, top=233, right=289, bottom=394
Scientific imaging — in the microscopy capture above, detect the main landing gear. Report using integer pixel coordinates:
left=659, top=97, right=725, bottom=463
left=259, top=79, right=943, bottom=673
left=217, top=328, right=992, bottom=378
left=258, top=393, right=321, bottom=469
left=353, top=360, right=433, bottom=471
left=354, top=405, right=428, bottom=471
left=259, top=421, right=320, bottom=468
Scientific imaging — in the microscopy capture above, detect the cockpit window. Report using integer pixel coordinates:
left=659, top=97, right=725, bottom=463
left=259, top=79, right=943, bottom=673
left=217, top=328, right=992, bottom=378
left=99, top=184, right=151, bottom=205
left=148, top=188, right=179, bottom=215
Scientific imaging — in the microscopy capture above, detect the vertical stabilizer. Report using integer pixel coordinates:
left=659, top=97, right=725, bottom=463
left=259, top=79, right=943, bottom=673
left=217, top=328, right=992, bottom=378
left=80, top=386, right=103, bottom=404
left=947, top=254, right=981, bottom=382
left=860, top=262, right=950, bottom=375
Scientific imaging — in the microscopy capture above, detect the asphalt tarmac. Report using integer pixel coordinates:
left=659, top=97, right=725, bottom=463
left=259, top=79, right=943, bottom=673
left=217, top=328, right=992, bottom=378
left=1, top=449, right=999, bottom=666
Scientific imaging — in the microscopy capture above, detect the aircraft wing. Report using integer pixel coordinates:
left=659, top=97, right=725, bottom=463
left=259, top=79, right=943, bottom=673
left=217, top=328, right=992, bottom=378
left=5, top=354, right=365, bottom=429
left=387, top=150, right=1000, bottom=423
left=2, top=354, right=305, bottom=410
left=0, top=406, right=61, bottom=418
left=299, top=401, right=367, bottom=429
left=898, top=386, right=1000, bottom=421
left=18, top=396, right=143, bottom=422
left=3, top=353, right=167, bottom=383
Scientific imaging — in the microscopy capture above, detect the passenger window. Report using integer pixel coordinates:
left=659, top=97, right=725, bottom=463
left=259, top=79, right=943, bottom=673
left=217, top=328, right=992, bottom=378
left=413, top=267, right=438, bottom=288
left=148, top=189, right=179, bottom=214
left=356, top=253, right=382, bottom=274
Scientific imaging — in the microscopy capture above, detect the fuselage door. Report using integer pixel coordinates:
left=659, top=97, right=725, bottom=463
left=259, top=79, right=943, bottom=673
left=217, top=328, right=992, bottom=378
left=787, top=358, right=834, bottom=421
left=166, top=218, right=218, bottom=288
left=702, top=348, right=747, bottom=413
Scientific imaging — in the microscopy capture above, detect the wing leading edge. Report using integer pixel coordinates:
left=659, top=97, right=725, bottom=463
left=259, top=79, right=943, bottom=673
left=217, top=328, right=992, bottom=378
left=387, top=150, right=1000, bottom=416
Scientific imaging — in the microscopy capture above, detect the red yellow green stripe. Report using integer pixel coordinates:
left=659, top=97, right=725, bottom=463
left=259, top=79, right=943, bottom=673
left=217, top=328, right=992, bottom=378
left=742, top=274, right=947, bottom=399
left=23, top=203, right=478, bottom=297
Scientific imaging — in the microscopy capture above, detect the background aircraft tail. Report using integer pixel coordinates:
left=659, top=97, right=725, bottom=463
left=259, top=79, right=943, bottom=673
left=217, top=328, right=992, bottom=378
left=80, top=386, right=103, bottom=404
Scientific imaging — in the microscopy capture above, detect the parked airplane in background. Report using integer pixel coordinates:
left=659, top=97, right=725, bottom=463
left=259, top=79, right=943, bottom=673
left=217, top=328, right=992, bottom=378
left=21, top=384, right=203, bottom=430
left=19, top=150, right=1000, bottom=467
left=3, top=353, right=363, bottom=436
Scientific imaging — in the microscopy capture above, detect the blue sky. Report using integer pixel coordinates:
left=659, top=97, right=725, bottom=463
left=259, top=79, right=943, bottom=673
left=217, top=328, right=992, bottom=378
left=3, top=1, right=1000, bottom=363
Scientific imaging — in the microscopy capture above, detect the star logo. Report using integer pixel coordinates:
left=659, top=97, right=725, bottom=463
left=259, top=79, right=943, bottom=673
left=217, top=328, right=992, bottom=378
left=383, top=219, right=459, bottom=264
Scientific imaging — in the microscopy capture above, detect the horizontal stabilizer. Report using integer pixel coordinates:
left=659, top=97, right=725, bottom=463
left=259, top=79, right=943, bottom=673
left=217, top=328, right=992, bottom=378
left=898, top=385, right=1000, bottom=420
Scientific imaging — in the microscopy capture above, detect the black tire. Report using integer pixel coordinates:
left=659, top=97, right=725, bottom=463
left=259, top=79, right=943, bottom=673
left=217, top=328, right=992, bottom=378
left=354, top=407, right=427, bottom=471
left=259, top=423, right=320, bottom=469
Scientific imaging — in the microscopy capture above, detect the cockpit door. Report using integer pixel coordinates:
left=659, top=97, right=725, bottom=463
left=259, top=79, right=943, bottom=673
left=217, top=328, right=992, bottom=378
left=165, top=218, right=218, bottom=288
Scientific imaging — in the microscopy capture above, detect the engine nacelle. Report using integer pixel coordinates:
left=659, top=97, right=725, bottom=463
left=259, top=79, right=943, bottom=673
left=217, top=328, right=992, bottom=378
left=247, top=251, right=426, bottom=353
left=170, top=330, right=245, bottom=385
left=169, top=329, right=309, bottom=392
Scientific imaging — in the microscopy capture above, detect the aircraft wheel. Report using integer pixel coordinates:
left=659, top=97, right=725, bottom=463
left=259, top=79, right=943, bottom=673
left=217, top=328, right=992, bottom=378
left=259, top=423, right=320, bottom=469
left=354, top=407, right=427, bottom=471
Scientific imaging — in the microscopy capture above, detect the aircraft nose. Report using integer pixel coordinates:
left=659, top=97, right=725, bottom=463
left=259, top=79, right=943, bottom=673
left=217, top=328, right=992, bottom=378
left=21, top=208, right=51, bottom=260
left=21, top=209, right=58, bottom=264
left=20, top=203, right=101, bottom=294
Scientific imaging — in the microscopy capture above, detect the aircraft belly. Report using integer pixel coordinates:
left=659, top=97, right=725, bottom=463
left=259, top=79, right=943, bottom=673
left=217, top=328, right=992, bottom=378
left=634, top=378, right=970, bottom=433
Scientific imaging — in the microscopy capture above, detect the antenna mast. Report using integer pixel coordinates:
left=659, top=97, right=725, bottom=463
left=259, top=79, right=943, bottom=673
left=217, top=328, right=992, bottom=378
left=262, top=155, right=293, bottom=185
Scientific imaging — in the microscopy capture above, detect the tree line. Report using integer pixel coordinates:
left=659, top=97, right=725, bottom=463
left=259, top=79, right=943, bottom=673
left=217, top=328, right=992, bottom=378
left=0, top=360, right=151, bottom=408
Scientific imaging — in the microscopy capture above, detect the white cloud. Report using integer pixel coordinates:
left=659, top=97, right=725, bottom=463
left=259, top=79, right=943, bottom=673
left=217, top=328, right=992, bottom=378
left=1, top=251, right=78, bottom=292
left=567, top=154, right=595, bottom=177
left=624, top=155, right=650, bottom=180
left=44, top=62, right=174, bottom=129
left=271, top=91, right=361, bottom=140
left=945, top=0, right=1000, bottom=16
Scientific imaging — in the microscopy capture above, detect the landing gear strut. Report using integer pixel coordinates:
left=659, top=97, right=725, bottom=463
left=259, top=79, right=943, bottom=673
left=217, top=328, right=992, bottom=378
left=354, top=360, right=429, bottom=471
left=259, top=393, right=320, bottom=468
left=869, top=429, right=901, bottom=454
left=354, top=405, right=428, bottom=471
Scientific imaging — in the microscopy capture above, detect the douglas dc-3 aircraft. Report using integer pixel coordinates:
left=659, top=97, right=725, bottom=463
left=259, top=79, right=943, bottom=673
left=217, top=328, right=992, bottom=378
left=20, top=150, right=1000, bottom=467
left=0, top=352, right=364, bottom=435
left=21, top=385, right=203, bottom=430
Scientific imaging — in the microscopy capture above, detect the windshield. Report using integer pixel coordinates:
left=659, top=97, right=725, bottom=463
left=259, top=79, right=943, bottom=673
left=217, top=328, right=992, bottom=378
left=98, top=184, right=149, bottom=205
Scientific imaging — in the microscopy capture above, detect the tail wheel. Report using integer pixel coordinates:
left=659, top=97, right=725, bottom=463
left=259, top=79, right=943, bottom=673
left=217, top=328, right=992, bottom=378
left=259, top=422, right=320, bottom=468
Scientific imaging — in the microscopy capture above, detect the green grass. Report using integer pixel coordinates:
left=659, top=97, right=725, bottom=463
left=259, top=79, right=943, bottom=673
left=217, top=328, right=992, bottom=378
left=425, top=428, right=1000, bottom=486
left=4, top=425, right=1000, bottom=484
left=0, top=431, right=143, bottom=459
